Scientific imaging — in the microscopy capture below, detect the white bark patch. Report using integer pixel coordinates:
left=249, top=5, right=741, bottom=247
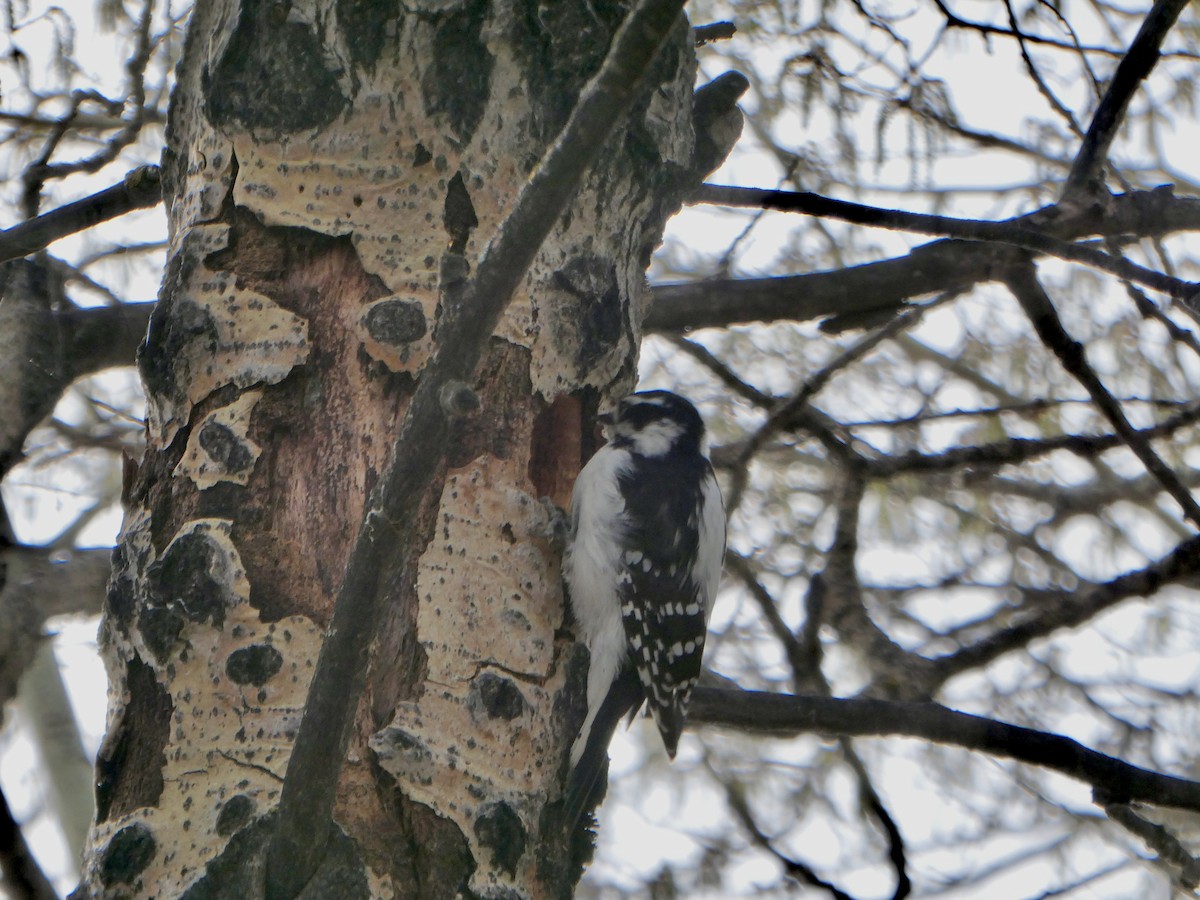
left=167, top=126, right=236, bottom=252
left=371, top=456, right=568, bottom=895
left=88, top=517, right=322, bottom=897
left=147, top=225, right=309, bottom=446
left=173, top=389, right=264, bottom=488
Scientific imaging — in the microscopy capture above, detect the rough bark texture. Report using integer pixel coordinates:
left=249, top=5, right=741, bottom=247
left=79, top=1, right=702, bottom=897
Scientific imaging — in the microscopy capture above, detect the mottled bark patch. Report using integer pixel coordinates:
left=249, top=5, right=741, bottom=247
left=512, top=1, right=625, bottom=143
left=335, top=0, right=399, bottom=71
left=551, top=255, right=624, bottom=374
left=100, top=822, right=157, bottom=887
left=214, top=794, right=257, bottom=837
left=140, top=225, right=309, bottom=446
left=139, top=288, right=220, bottom=426
left=225, top=643, right=284, bottom=686
left=206, top=6, right=347, bottom=133
left=473, top=801, right=526, bottom=877
left=420, top=0, right=493, bottom=143
left=147, top=530, right=241, bottom=630
left=175, top=390, right=264, bottom=489
left=472, top=672, right=527, bottom=721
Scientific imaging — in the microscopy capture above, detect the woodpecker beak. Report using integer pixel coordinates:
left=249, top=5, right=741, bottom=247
left=596, top=411, right=615, bottom=427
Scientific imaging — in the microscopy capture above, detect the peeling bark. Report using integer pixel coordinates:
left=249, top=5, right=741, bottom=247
left=78, top=1, right=718, bottom=897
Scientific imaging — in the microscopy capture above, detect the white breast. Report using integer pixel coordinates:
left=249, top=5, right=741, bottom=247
left=564, top=444, right=633, bottom=765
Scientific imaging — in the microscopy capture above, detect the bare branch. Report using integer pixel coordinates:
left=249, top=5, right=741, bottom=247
left=1105, top=803, right=1200, bottom=890
left=1004, top=259, right=1200, bottom=528
left=1063, top=0, right=1190, bottom=198
left=689, top=688, right=1200, bottom=813
left=649, top=187, right=1200, bottom=332
left=871, top=401, right=1200, bottom=478
left=927, top=532, right=1200, bottom=685
left=0, top=166, right=162, bottom=265
left=693, top=184, right=1198, bottom=300
left=693, top=21, right=735, bottom=46
left=20, top=0, right=156, bottom=217
left=722, top=777, right=860, bottom=900
left=61, top=300, right=154, bottom=380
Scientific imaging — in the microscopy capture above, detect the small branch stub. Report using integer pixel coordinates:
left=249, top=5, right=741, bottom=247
left=440, top=380, right=481, bottom=418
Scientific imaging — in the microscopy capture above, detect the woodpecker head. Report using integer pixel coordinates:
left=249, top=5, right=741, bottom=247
left=602, top=390, right=706, bottom=458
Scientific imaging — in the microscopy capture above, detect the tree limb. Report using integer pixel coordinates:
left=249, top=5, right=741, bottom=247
left=61, top=300, right=154, bottom=380
left=722, top=777, right=860, bottom=900
left=0, top=546, right=111, bottom=715
left=0, top=786, right=58, bottom=900
left=870, top=401, right=1200, bottom=478
left=692, top=184, right=1198, bottom=300
left=1105, top=803, right=1200, bottom=890
left=0, top=166, right=162, bottom=265
left=689, top=688, right=1200, bottom=812
left=1063, top=0, right=1190, bottom=198
left=648, top=187, right=1200, bottom=332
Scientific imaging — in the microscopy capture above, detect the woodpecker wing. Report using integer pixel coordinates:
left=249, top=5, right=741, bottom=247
left=616, top=454, right=717, bottom=757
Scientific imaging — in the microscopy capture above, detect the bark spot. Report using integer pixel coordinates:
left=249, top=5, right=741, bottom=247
left=215, top=794, right=256, bottom=837
left=139, top=291, right=219, bottom=415
left=225, top=644, right=284, bottom=686
left=206, top=8, right=347, bottom=132
left=363, top=296, right=428, bottom=345
left=473, top=801, right=526, bottom=877
left=420, top=0, right=493, bottom=143
left=443, top=172, right=478, bottom=253
left=515, top=1, right=624, bottom=142
left=140, top=606, right=187, bottom=663
left=100, top=822, right=156, bottom=887
left=198, top=420, right=254, bottom=475
left=472, top=672, right=526, bottom=720
left=147, top=531, right=239, bottom=630
left=553, top=256, right=622, bottom=370
left=335, top=0, right=397, bottom=71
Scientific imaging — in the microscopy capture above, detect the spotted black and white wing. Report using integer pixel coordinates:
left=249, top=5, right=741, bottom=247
left=616, top=455, right=723, bottom=756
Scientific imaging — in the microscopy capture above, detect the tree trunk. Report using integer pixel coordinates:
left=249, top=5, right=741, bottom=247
left=77, top=1, right=713, bottom=897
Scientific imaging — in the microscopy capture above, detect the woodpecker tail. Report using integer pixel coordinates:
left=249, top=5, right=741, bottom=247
left=646, top=695, right=687, bottom=759
left=564, top=667, right=643, bottom=834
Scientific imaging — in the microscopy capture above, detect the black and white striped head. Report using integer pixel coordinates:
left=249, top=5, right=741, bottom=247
left=603, top=390, right=706, bottom=458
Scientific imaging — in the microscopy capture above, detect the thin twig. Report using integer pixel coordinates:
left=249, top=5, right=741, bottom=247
left=1004, top=259, right=1200, bottom=528
left=1063, top=0, right=1190, bottom=198
left=927, top=531, right=1200, bottom=685
left=722, top=778, right=859, bottom=900
left=872, top=401, right=1200, bottom=478
left=1104, top=803, right=1200, bottom=890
